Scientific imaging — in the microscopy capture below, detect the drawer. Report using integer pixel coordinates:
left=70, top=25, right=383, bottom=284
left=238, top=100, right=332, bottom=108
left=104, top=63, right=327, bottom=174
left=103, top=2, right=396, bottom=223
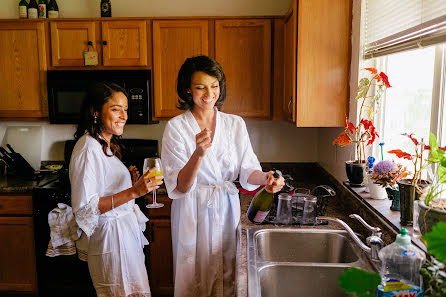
left=144, top=194, right=171, bottom=217
left=0, top=195, right=33, bottom=215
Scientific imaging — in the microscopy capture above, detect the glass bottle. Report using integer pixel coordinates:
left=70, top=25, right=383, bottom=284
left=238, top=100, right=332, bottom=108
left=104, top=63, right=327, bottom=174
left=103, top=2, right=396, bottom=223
left=100, top=0, right=111, bottom=17
left=28, top=0, right=38, bottom=19
left=18, top=0, right=28, bottom=19
left=47, top=0, right=59, bottom=18
left=38, top=0, right=47, bottom=18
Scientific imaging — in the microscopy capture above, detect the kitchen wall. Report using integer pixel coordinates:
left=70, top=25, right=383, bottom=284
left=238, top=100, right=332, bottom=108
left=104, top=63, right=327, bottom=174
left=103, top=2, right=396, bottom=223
left=0, top=0, right=360, bottom=183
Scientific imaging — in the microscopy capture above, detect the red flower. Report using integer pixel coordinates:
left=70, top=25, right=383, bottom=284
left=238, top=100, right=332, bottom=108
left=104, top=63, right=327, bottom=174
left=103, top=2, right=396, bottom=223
left=333, top=132, right=351, bottom=147
left=388, top=149, right=414, bottom=160
left=365, top=68, right=378, bottom=74
left=379, top=72, right=391, bottom=88
left=367, top=126, right=379, bottom=146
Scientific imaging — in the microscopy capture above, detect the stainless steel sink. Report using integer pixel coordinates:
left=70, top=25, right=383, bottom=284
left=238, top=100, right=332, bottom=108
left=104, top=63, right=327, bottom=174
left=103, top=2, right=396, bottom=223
left=259, top=264, right=354, bottom=297
left=255, top=229, right=359, bottom=263
left=247, top=228, right=375, bottom=297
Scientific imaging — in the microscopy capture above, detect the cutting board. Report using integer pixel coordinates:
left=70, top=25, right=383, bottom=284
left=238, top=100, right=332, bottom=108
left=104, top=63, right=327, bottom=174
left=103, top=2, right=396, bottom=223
left=2, top=126, right=42, bottom=170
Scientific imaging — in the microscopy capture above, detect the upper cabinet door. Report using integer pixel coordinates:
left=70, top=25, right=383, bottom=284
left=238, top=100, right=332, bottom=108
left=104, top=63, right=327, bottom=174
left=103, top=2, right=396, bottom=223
left=215, top=19, right=271, bottom=118
left=283, top=3, right=297, bottom=123
left=294, top=0, right=351, bottom=127
left=50, top=21, right=97, bottom=67
left=152, top=20, right=209, bottom=119
left=102, top=20, right=148, bottom=66
left=0, top=22, right=47, bottom=119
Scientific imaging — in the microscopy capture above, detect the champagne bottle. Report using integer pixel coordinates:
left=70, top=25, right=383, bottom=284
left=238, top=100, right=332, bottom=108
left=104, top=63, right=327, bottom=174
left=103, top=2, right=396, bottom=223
left=18, top=0, right=28, bottom=19
left=100, top=0, right=111, bottom=17
left=28, top=0, right=38, bottom=18
left=38, top=0, right=47, bottom=18
left=246, top=170, right=282, bottom=224
left=47, top=0, right=59, bottom=18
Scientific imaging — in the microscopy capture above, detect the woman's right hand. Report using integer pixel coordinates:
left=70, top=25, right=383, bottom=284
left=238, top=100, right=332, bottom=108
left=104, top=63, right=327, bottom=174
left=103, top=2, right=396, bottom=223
left=131, top=167, right=163, bottom=197
left=195, top=128, right=212, bottom=157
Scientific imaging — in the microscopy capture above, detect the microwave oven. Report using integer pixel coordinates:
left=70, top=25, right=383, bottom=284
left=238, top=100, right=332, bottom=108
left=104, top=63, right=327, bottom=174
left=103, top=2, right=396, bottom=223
left=47, top=70, right=154, bottom=124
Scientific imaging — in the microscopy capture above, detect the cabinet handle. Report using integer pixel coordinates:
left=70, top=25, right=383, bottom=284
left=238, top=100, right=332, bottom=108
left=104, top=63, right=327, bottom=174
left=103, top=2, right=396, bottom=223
left=102, top=41, right=107, bottom=46
left=87, top=41, right=93, bottom=46
left=287, top=96, right=293, bottom=118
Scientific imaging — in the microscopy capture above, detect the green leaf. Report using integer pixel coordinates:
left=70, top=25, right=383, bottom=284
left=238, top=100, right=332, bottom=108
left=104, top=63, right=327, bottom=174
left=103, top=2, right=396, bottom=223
left=356, top=78, right=370, bottom=100
left=430, top=132, right=441, bottom=161
left=438, top=165, right=446, bottom=183
left=338, top=267, right=381, bottom=297
left=423, top=222, right=446, bottom=263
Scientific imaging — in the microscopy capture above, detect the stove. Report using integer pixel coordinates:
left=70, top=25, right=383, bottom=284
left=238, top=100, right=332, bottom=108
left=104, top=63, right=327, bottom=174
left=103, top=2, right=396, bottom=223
left=32, top=139, right=158, bottom=297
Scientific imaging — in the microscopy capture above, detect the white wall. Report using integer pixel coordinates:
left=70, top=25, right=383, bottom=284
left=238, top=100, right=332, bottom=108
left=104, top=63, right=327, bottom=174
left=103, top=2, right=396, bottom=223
left=0, top=0, right=292, bottom=19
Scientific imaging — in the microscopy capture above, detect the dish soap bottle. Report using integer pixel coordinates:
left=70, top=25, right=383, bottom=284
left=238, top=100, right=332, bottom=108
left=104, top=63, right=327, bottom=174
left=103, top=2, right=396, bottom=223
left=246, top=170, right=282, bottom=224
left=376, top=228, right=425, bottom=297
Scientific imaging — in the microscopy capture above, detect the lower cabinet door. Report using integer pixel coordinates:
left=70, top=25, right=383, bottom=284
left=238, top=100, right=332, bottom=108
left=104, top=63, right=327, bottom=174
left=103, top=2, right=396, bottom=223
left=147, top=218, right=174, bottom=297
left=0, top=216, right=36, bottom=292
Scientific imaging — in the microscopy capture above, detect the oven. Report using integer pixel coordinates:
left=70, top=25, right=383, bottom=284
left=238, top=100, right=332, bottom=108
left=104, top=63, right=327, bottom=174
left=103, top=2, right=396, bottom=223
left=32, top=139, right=158, bottom=296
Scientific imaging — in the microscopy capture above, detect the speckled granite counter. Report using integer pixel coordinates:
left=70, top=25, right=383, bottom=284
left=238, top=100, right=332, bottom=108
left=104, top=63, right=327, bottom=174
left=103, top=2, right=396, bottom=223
left=0, top=174, right=58, bottom=194
left=235, top=163, right=398, bottom=297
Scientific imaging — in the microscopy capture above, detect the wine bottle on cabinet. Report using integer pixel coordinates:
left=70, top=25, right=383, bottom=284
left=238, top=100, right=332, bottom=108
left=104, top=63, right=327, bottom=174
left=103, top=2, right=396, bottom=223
left=100, top=0, right=111, bottom=17
left=18, top=0, right=28, bottom=19
left=47, top=0, right=59, bottom=18
left=246, top=170, right=282, bottom=224
left=28, top=0, right=38, bottom=18
left=38, top=0, right=47, bottom=18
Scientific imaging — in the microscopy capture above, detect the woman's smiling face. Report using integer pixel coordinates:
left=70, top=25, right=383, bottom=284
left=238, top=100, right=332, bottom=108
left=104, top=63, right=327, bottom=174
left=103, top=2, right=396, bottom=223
left=189, top=71, right=220, bottom=112
left=99, top=91, right=128, bottom=142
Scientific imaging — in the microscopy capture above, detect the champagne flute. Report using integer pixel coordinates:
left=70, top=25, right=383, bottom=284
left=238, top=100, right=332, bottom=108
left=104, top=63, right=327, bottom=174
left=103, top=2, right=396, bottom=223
left=143, top=157, right=164, bottom=208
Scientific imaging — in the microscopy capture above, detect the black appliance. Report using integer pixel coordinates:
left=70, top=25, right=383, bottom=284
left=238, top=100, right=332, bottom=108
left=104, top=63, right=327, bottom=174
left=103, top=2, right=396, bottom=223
left=32, top=139, right=158, bottom=297
left=47, top=70, right=155, bottom=124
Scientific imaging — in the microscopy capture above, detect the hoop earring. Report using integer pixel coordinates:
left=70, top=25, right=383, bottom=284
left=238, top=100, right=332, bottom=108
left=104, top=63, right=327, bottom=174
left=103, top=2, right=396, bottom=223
left=94, top=115, right=97, bottom=124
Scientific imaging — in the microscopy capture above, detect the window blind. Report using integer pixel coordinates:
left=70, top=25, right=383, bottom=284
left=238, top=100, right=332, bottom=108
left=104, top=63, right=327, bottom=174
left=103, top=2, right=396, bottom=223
left=363, top=0, right=446, bottom=58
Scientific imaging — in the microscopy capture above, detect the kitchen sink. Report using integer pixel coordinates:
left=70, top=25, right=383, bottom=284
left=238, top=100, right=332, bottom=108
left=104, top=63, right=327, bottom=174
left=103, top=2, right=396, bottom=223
left=247, top=228, right=375, bottom=297
left=259, top=264, right=353, bottom=297
left=255, top=229, right=359, bottom=263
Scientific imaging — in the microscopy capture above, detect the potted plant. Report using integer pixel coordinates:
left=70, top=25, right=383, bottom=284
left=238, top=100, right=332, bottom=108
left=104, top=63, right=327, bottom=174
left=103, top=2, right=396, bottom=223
left=333, top=68, right=391, bottom=186
left=415, top=132, right=446, bottom=235
left=368, top=159, right=408, bottom=205
left=388, top=133, right=433, bottom=226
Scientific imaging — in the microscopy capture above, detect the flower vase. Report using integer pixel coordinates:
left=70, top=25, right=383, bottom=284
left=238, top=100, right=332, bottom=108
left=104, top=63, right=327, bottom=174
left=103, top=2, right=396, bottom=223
left=368, top=178, right=388, bottom=199
left=397, top=179, right=430, bottom=226
left=345, top=161, right=366, bottom=186
left=416, top=200, right=446, bottom=235
left=385, top=187, right=400, bottom=211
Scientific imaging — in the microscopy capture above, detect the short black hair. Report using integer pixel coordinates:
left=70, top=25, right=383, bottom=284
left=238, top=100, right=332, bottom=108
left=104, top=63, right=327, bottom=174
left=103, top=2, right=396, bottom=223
left=176, top=55, right=226, bottom=110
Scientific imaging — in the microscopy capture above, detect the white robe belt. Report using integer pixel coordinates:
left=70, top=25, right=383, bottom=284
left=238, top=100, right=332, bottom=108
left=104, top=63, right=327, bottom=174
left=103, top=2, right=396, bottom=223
left=198, top=181, right=239, bottom=225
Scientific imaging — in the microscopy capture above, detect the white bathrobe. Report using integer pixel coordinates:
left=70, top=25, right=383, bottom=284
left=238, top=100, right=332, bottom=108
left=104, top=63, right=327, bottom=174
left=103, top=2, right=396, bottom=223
left=161, top=109, right=262, bottom=297
left=70, top=134, right=151, bottom=297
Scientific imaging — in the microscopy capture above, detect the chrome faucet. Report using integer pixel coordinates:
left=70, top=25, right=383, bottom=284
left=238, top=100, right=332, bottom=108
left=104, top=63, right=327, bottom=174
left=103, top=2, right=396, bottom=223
left=318, top=214, right=384, bottom=261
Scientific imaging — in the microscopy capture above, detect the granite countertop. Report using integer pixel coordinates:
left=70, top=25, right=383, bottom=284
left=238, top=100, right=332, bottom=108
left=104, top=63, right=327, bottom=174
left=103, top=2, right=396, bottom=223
left=0, top=174, right=58, bottom=194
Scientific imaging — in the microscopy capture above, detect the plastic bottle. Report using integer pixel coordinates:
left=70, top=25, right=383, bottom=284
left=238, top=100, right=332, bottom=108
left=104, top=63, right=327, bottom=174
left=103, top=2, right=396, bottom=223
left=376, top=228, right=426, bottom=297
left=246, top=170, right=282, bottom=224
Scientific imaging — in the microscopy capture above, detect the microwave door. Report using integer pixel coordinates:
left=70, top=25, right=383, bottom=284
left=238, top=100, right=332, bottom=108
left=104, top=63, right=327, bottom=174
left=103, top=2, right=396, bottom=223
left=49, top=88, right=86, bottom=124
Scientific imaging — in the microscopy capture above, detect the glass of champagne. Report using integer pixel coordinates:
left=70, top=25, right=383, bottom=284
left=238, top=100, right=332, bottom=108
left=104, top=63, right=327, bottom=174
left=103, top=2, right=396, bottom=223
left=143, top=157, right=164, bottom=208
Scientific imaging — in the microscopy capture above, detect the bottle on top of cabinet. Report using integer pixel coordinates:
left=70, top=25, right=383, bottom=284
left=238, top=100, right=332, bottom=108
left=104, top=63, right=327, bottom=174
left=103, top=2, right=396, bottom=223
left=47, top=0, right=59, bottom=18
left=18, top=0, right=28, bottom=19
left=28, top=0, right=38, bottom=18
left=100, top=0, right=111, bottom=17
left=38, top=0, right=47, bottom=18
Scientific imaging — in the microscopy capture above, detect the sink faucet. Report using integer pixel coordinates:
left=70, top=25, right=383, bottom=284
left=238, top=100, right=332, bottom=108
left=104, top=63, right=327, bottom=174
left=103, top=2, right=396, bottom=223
left=318, top=214, right=384, bottom=261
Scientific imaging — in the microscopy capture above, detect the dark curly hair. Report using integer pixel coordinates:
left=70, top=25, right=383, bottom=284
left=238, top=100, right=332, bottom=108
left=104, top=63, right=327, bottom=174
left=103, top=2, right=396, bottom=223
left=74, top=82, right=128, bottom=160
left=176, top=55, right=226, bottom=110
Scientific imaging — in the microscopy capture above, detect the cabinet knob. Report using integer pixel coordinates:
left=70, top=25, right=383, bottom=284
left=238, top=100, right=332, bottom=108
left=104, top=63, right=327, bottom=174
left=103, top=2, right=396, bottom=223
left=102, top=41, right=108, bottom=46
left=287, top=96, right=293, bottom=118
left=87, top=41, right=93, bottom=46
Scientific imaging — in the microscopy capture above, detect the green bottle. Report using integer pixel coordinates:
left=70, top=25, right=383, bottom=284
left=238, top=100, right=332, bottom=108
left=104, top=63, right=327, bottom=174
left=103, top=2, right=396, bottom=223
left=27, top=0, right=38, bottom=19
left=101, top=0, right=111, bottom=17
left=18, top=0, right=28, bottom=19
left=47, top=0, right=58, bottom=18
left=246, top=170, right=282, bottom=224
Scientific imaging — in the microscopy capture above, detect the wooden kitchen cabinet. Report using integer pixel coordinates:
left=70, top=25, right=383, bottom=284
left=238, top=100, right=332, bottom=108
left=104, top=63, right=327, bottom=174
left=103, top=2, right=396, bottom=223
left=152, top=20, right=209, bottom=119
left=0, top=195, right=37, bottom=294
left=215, top=19, right=271, bottom=118
left=0, top=22, right=47, bottom=120
left=50, top=20, right=148, bottom=67
left=283, top=0, right=351, bottom=127
left=144, top=194, right=174, bottom=297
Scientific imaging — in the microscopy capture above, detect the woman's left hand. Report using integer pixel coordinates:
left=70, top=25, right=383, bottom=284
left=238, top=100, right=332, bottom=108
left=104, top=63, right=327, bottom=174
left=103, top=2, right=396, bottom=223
left=265, top=171, right=285, bottom=193
left=129, top=165, right=140, bottom=185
